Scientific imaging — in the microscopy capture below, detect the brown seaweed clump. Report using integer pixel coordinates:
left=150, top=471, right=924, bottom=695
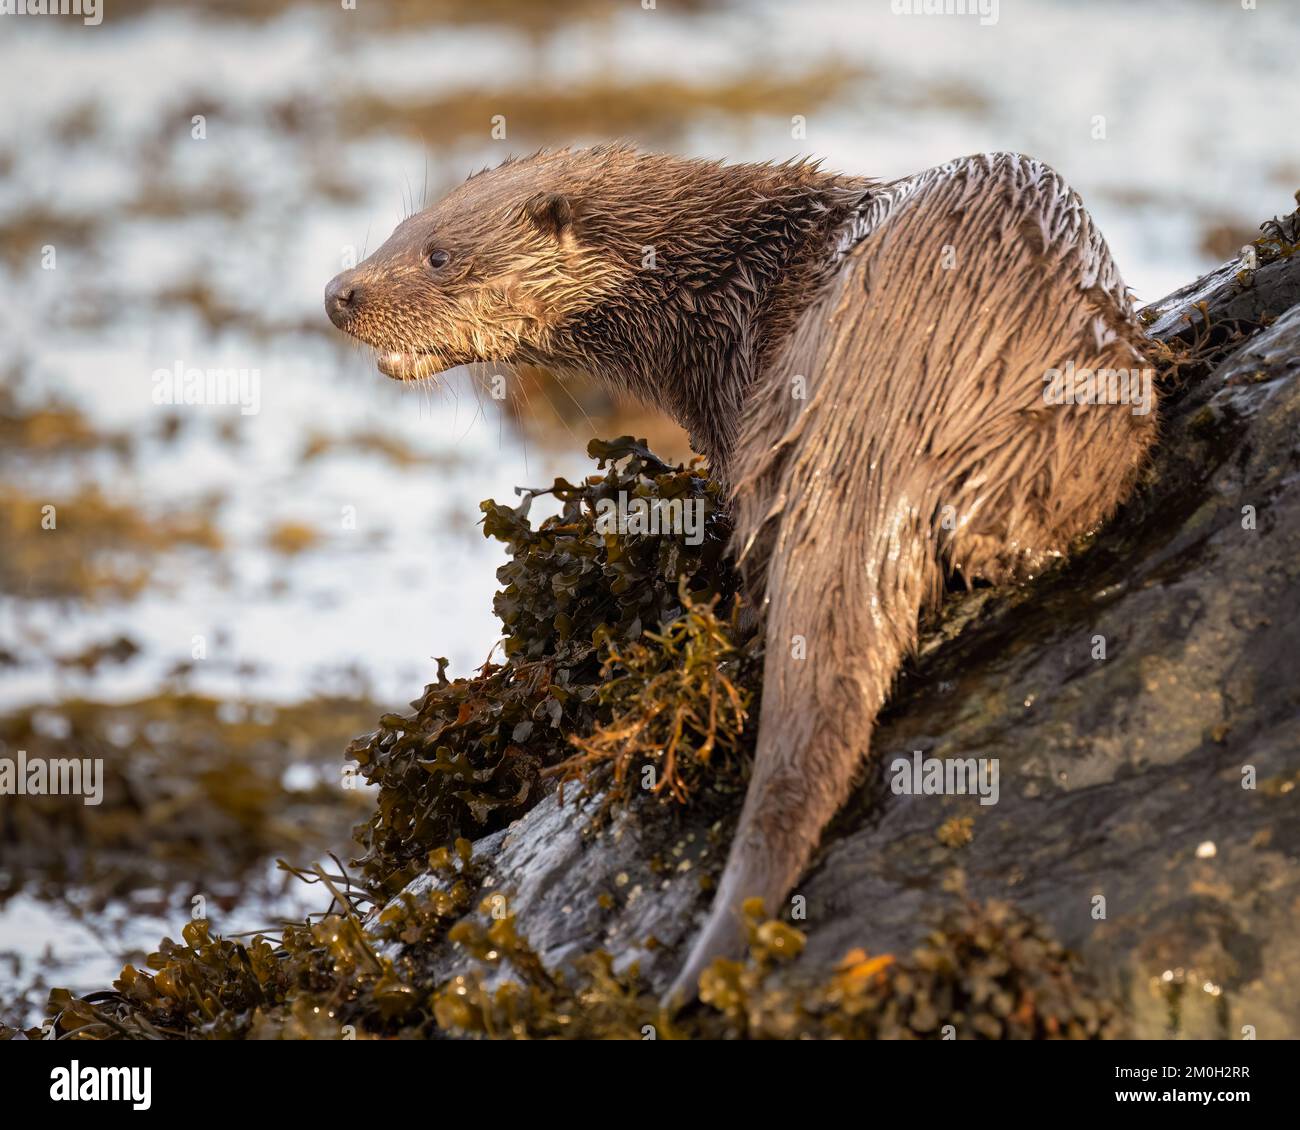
left=347, top=437, right=737, bottom=898
left=550, top=588, right=755, bottom=807
left=24, top=845, right=478, bottom=1041
left=427, top=896, right=1121, bottom=1041
left=699, top=897, right=1122, bottom=1040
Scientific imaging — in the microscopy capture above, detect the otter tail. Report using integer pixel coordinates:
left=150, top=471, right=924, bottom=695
left=663, top=202, right=941, bottom=1004
left=665, top=466, right=937, bottom=1006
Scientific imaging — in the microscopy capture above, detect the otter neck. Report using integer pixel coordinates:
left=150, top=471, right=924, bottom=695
left=541, top=162, right=870, bottom=483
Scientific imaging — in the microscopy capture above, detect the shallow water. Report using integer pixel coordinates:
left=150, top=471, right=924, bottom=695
left=1, top=0, right=1297, bottom=1026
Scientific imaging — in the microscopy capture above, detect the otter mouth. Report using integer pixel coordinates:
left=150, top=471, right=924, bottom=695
left=376, top=350, right=443, bottom=382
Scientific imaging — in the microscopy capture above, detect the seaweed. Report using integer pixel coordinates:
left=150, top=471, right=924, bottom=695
left=27, top=848, right=476, bottom=1041
left=428, top=896, right=1121, bottom=1041
left=550, top=588, right=755, bottom=808
left=347, top=437, right=737, bottom=896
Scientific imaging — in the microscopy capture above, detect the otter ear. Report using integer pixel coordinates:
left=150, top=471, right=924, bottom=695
left=520, top=191, right=574, bottom=238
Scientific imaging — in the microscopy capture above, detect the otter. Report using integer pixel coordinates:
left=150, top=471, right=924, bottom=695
left=324, top=144, right=1155, bottom=1004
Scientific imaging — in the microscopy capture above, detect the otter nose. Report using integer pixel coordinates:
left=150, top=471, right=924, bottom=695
left=325, top=274, right=359, bottom=329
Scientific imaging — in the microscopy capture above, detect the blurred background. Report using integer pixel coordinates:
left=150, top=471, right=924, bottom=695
left=1, top=0, right=1297, bottom=1025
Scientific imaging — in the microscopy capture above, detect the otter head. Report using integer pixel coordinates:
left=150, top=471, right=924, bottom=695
left=324, top=152, right=627, bottom=382
left=325, top=146, right=871, bottom=475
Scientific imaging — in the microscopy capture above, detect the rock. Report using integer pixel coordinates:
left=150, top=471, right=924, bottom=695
left=390, top=229, right=1300, bottom=1039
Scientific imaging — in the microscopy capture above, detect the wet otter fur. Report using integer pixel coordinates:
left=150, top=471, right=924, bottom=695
left=325, top=144, right=1155, bottom=1005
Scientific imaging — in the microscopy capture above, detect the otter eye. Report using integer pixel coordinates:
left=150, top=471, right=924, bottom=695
left=426, top=249, right=451, bottom=270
